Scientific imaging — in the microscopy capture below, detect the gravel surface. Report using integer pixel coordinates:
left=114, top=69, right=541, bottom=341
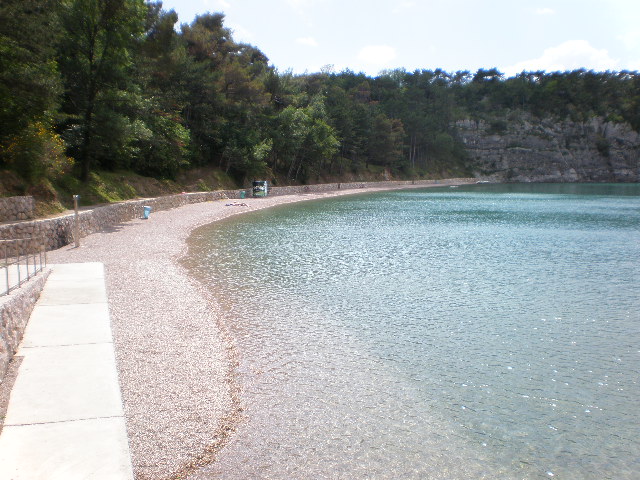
left=45, top=184, right=462, bottom=479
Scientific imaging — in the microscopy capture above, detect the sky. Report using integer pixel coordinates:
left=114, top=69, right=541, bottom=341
left=158, top=0, right=640, bottom=77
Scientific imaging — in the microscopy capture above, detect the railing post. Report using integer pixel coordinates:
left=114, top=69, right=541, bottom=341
left=16, top=247, right=21, bottom=288
left=25, top=240, right=31, bottom=282
left=31, top=239, right=37, bottom=275
left=3, top=242, right=8, bottom=296
left=0, top=236, right=48, bottom=297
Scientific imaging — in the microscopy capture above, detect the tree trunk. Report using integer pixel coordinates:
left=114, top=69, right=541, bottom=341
left=287, top=156, right=297, bottom=180
left=79, top=100, right=94, bottom=182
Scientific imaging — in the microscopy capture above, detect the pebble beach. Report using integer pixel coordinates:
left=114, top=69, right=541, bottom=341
left=45, top=183, right=463, bottom=479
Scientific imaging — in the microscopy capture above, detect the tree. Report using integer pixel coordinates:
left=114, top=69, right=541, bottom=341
left=57, top=0, right=147, bottom=181
left=367, top=114, right=405, bottom=171
left=180, top=13, right=272, bottom=180
left=0, top=0, right=69, bottom=180
left=269, top=96, right=339, bottom=183
left=132, top=3, right=191, bottom=177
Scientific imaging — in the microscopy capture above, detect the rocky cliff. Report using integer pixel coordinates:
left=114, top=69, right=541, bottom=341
left=457, top=116, right=640, bottom=182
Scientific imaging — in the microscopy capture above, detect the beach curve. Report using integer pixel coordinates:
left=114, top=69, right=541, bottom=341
left=45, top=182, right=468, bottom=479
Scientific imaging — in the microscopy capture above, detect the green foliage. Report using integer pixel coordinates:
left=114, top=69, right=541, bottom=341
left=367, top=114, right=405, bottom=170
left=0, top=0, right=62, bottom=133
left=0, top=0, right=63, bottom=173
left=488, top=119, right=508, bottom=134
left=86, top=171, right=137, bottom=203
left=2, top=0, right=640, bottom=193
left=2, top=122, right=74, bottom=183
left=53, top=169, right=181, bottom=207
left=268, top=96, right=339, bottom=183
left=132, top=112, right=190, bottom=178
left=58, top=0, right=148, bottom=180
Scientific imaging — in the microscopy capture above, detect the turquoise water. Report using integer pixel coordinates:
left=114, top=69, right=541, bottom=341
left=185, top=184, right=640, bottom=479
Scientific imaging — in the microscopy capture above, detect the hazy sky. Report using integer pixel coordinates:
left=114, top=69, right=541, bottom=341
left=158, top=0, right=640, bottom=77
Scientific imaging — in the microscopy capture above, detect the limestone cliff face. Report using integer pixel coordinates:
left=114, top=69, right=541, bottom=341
left=457, top=116, right=640, bottom=182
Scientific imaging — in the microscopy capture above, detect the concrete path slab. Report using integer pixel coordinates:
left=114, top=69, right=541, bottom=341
left=0, top=262, right=134, bottom=480
left=21, top=303, right=112, bottom=348
left=37, top=277, right=108, bottom=305
left=43, top=262, right=106, bottom=280
left=0, top=417, right=132, bottom=480
left=5, top=343, right=125, bottom=425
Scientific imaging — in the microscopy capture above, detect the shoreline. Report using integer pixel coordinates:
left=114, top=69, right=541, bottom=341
left=38, top=181, right=470, bottom=479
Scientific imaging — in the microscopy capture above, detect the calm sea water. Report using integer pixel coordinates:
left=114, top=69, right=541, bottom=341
left=184, top=184, right=640, bottom=479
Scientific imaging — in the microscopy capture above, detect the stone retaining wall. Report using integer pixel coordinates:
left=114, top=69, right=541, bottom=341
left=0, top=179, right=473, bottom=253
left=0, top=196, right=35, bottom=223
left=0, top=190, right=238, bottom=252
left=0, top=268, right=50, bottom=381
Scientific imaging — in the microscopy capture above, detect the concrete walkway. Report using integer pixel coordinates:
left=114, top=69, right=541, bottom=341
left=0, top=263, right=134, bottom=480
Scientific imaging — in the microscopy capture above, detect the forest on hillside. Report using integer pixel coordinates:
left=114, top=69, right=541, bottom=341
left=2, top=0, right=640, bottom=190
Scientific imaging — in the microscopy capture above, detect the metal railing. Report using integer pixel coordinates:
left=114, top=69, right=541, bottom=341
left=1, top=236, right=47, bottom=297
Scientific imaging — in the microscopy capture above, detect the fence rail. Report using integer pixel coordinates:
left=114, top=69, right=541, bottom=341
left=1, top=236, right=47, bottom=297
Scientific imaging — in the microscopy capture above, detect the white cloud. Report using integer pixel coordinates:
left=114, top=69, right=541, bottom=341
left=357, top=45, right=397, bottom=67
left=286, top=0, right=324, bottom=11
left=618, top=30, right=640, bottom=50
left=393, top=1, right=416, bottom=13
left=215, top=0, right=230, bottom=9
left=535, top=7, right=555, bottom=15
left=296, top=37, right=319, bottom=47
left=503, top=40, right=619, bottom=76
left=624, top=59, right=640, bottom=72
left=285, top=0, right=327, bottom=26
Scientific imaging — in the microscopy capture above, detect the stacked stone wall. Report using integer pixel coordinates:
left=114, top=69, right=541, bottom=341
left=0, top=191, right=238, bottom=251
left=0, top=269, right=50, bottom=380
left=0, top=196, right=35, bottom=222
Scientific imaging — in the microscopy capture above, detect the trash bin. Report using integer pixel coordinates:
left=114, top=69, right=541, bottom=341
left=239, top=190, right=246, bottom=199
left=143, top=205, right=152, bottom=219
left=252, top=180, right=268, bottom=197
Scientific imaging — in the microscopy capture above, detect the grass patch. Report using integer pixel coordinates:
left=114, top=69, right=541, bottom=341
left=52, top=170, right=185, bottom=208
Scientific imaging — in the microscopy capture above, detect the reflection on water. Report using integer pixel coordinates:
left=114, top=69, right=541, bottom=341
left=184, top=184, right=640, bottom=479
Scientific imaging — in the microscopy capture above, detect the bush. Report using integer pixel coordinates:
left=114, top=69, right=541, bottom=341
left=1, top=122, right=74, bottom=182
left=488, top=119, right=508, bottom=134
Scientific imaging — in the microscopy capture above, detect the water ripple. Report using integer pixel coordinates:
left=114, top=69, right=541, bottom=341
left=186, top=184, right=640, bottom=479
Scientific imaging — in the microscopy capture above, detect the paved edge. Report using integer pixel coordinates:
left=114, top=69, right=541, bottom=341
left=0, top=262, right=134, bottom=480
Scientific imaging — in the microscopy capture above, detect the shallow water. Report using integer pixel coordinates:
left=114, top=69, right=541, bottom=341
left=185, top=184, right=640, bottom=479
